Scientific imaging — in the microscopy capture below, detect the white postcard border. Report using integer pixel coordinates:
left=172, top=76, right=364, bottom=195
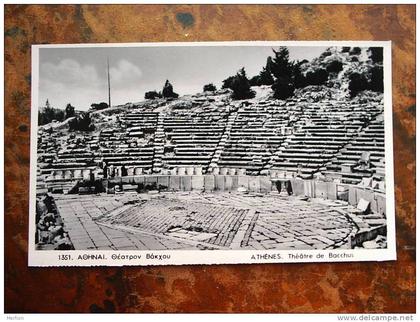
left=28, top=40, right=396, bottom=266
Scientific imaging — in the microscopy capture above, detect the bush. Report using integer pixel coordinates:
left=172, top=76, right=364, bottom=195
left=341, top=47, right=351, bottom=53
left=90, top=102, right=108, bottom=111
left=305, top=68, right=329, bottom=86
left=351, top=56, right=359, bottom=62
left=349, top=47, right=362, bottom=55
left=230, top=68, right=255, bottom=100
left=203, top=83, right=217, bottom=92
left=326, top=60, right=343, bottom=73
left=222, top=75, right=235, bottom=89
left=144, top=91, right=161, bottom=99
left=320, top=49, right=332, bottom=58
left=162, top=80, right=179, bottom=98
left=348, top=72, right=368, bottom=97
left=68, top=112, right=95, bottom=131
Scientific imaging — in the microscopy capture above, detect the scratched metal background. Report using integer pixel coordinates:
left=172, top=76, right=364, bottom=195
left=4, top=4, right=415, bottom=313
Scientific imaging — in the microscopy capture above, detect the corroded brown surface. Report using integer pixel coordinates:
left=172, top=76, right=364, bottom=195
left=4, top=4, right=415, bottom=313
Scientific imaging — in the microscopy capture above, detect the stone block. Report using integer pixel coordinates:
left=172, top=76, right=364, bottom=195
left=376, top=194, right=386, bottom=215
left=238, top=176, right=249, bottom=190
left=158, top=176, right=170, bottom=188
left=181, top=176, right=192, bottom=191
left=191, top=176, right=204, bottom=190
left=215, top=175, right=225, bottom=191
left=315, top=181, right=328, bottom=199
left=145, top=176, right=158, bottom=186
left=249, top=176, right=260, bottom=192
left=230, top=176, right=239, bottom=191
left=304, top=180, right=315, bottom=198
left=169, top=176, right=181, bottom=191
left=291, top=179, right=304, bottom=195
left=225, top=176, right=233, bottom=191
left=133, top=176, right=145, bottom=184
left=348, top=186, right=357, bottom=206
left=260, top=176, right=272, bottom=194
left=204, top=175, right=215, bottom=191
left=134, top=167, right=143, bottom=175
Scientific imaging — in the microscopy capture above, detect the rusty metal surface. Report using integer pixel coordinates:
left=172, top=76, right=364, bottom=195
left=4, top=4, right=415, bottom=313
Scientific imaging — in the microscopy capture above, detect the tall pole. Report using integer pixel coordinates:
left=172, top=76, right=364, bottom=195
left=107, top=57, right=111, bottom=108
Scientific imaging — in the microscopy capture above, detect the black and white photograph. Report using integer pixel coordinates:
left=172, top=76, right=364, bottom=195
left=29, top=41, right=395, bottom=266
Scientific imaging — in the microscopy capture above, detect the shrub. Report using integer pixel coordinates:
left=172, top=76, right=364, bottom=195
left=349, top=47, right=362, bottom=55
left=144, top=91, right=161, bottom=99
left=203, top=83, right=217, bottom=92
left=348, top=72, right=368, bottom=97
left=90, top=102, right=108, bottom=111
left=305, top=68, right=329, bottom=86
left=341, top=47, right=351, bottom=53
left=68, top=112, right=95, bottom=131
left=222, top=75, right=235, bottom=89
left=326, top=60, right=343, bottom=73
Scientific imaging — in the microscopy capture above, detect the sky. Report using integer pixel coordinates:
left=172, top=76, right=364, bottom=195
left=38, top=45, right=328, bottom=111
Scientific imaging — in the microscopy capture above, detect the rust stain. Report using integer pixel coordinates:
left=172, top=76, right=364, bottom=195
left=4, top=4, right=415, bottom=313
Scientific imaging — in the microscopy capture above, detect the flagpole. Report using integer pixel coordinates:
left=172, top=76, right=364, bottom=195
left=107, top=57, right=111, bottom=108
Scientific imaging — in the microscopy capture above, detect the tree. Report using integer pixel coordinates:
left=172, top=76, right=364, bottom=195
left=144, top=91, right=161, bottom=99
left=38, top=101, right=65, bottom=125
left=162, top=80, right=179, bottom=98
left=341, top=47, right=351, bottom=53
left=230, top=68, right=255, bottom=100
left=203, top=83, right=217, bottom=92
left=291, top=62, right=307, bottom=88
left=270, top=47, right=293, bottom=80
left=269, top=47, right=296, bottom=100
left=368, top=66, right=384, bottom=92
left=65, top=103, right=75, bottom=119
left=368, top=47, right=383, bottom=63
left=249, top=75, right=261, bottom=87
left=258, top=66, right=274, bottom=85
left=271, top=78, right=294, bottom=100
